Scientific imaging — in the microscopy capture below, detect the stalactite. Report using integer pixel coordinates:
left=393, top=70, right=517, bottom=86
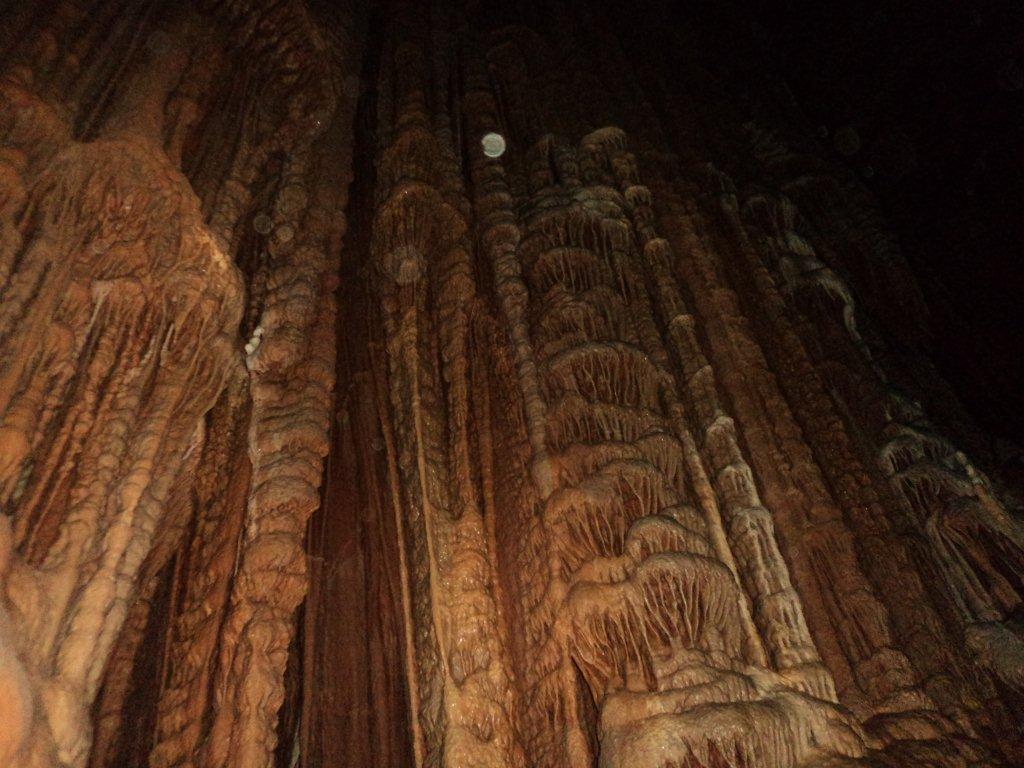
left=1, top=1, right=1021, bottom=766
left=364, top=10, right=523, bottom=766
left=735, top=184, right=1024, bottom=757
left=0, top=2, right=355, bottom=766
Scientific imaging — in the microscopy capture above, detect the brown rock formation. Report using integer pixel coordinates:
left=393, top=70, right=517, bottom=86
left=0, top=1, right=1021, bottom=767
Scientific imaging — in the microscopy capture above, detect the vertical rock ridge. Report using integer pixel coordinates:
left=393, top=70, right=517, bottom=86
left=0, top=1, right=1020, bottom=767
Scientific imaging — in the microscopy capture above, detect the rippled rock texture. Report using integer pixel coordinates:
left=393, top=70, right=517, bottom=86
left=1, top=1, right=1022, bottom=767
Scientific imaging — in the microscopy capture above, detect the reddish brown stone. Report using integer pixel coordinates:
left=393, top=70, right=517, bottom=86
left=0, top=2, right=1021, bottom=767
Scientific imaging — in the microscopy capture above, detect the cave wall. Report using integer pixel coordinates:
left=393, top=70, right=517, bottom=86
left=0, top=1, right=357, bottom=765
left=0, top=1, right=1022, bottom=767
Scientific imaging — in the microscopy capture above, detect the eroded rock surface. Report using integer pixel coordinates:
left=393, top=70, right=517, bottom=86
left=0, top=1, right=1021, bottom=767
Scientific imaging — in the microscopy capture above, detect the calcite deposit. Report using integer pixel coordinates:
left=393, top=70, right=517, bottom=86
left=0, top=1, right=1021, bottom=767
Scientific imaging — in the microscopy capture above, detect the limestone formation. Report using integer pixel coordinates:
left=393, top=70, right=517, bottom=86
left=0, top=1, right=1021, bottom=767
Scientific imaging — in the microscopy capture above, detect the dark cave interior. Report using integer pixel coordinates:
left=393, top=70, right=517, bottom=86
left=604, top=0, right=1024, bottom=445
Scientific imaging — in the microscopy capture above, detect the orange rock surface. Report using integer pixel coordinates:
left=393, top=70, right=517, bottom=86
left=0, top=2, right=1021, bottom=767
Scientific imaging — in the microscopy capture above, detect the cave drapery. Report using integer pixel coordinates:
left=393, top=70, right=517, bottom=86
left=0, top=1, right=1022, bottom=767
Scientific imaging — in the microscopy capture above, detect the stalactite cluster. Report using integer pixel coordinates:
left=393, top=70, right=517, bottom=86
left=1, top=1, right=1021, bottom=767
left=0, top=1, right=355, bottom=765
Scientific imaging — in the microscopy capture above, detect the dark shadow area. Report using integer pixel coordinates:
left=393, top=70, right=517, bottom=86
left=592, top=0, right=1024, bottom=445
